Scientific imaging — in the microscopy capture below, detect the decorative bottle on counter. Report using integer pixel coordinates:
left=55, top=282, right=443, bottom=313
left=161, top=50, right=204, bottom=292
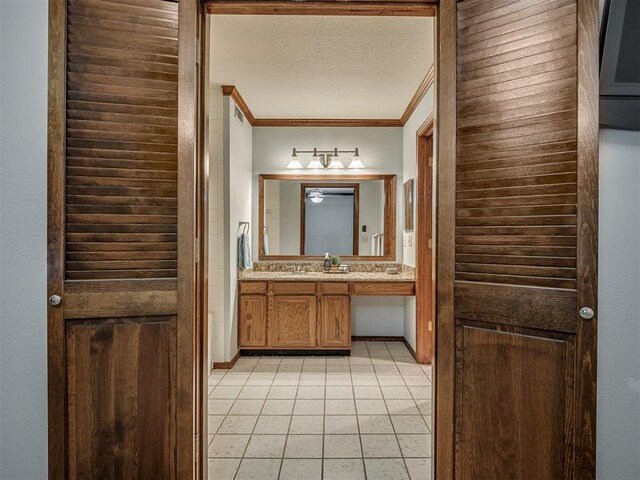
left=324, top=252, right=331, bottom=272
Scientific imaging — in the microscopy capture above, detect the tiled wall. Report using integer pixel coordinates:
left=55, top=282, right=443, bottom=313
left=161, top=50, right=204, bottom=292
left=209, top=86, right=225, bottom=366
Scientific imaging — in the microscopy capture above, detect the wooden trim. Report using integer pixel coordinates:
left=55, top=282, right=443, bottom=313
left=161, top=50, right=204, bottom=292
left=47, top=0, right=67, bottom=477
left=259, top=174, right=396, bottom=261
left=435, top=1, right=456, bottom=478
left=416, top=121, right=434, bottom=365
left=222, top=85, right=256, bottom=125
left=196, top=10, right=210, bottom=480
left=575, top=0, right=599, bottom=475
left=403, top=337, right=418, bottom=362
left=300, top=183, right=360, bottom=256
left=176, top=0, right=199, bottom=477
left=212, top=351, right=241, bottom=370
left=217, top=72, right=434, bottom=129
left=352, top=335, right=405, bottom=342
left=206, top=1, right=437, bottom=17
left=351, top=281, right=415, bottom=296
left=253, top=118, right=403, bottom=127
left=401, top=65, right=435, bottom=126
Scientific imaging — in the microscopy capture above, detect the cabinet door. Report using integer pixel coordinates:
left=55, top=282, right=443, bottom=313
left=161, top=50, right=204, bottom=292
left=271, top=295, right=317, bottom=348
left=320, top=296, right=351, bottom=348
left=239, top=295, right=267, bottom=347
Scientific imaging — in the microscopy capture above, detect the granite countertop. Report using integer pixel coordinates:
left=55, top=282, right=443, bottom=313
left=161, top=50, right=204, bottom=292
left=237, top=269, right=415, bottom=283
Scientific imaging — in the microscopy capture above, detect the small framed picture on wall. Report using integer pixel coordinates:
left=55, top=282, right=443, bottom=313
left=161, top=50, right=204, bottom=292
left=404, top=178, right=414, bottom=231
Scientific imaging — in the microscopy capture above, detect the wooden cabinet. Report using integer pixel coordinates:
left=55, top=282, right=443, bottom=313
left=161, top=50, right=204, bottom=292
left=237, top=279, right=414, bottom=350
left=319, top=295, right=351, bottom=348
left=270, top=295, right=317, bottom=348
left=239, top=295, right=267, bottom=347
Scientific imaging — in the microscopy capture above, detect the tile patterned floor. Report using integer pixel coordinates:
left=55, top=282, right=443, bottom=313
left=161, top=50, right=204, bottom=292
left=208, top=341, right=432, bottom=480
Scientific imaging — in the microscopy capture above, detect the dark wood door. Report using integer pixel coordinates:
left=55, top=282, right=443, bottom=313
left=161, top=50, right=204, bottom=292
left=47, top=0, right=200, bottom=478
left=437, top=0, right=599, bottom=478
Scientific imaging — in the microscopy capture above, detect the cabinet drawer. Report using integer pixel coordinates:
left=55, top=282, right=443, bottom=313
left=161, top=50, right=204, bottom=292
left=321, top=282, right=349, bottom=295
left=239, top=282, right=267, bottom=295
left=272, top=282, right=317, bottom=295
left=351, top=282, right=415, bottom=296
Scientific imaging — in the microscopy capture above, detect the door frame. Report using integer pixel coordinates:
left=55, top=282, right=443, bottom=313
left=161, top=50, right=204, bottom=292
left=202, top=1, right=441, bottom=476
left=415, top=117, right=434, bottom=365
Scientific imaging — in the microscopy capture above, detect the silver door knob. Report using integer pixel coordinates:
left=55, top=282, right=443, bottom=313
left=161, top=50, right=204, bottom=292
left=579, top=307, right=594, bottom=320
left=48, top=294, right=62, bottom=306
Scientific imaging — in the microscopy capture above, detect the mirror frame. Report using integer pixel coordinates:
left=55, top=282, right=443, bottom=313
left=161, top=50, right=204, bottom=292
left=259, top=174, right=397, bottom=261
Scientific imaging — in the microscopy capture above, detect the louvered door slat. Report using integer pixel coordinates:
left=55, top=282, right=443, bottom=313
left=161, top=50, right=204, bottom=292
left=65, top=0, right=178, bottom=281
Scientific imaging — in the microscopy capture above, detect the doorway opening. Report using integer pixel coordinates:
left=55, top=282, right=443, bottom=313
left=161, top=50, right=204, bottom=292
left=201, top=5, right=438, bottom=479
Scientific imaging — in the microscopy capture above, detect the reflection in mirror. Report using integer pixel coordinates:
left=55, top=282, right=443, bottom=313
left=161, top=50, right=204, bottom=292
left=260, top=175, right=395, bottom=259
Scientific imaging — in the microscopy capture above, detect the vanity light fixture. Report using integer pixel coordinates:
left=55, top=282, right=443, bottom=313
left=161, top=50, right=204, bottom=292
left=286, top=147, right=365, bottom=169
left=348, top=148, right=365, bottom=169
left=307, top=148, right=324, bottom=169
left=286, top=148, right=304, bottom=169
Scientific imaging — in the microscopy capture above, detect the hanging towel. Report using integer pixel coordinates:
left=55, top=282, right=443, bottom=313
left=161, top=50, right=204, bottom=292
left=263, top=231, right=270, bottom=256
left=237, top=233, right=245, bottom=269
left=242, top=231, right=252, bottom=269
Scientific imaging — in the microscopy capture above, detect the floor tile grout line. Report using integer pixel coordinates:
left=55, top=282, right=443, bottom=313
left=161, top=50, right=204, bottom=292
left=353, top=346, right=368, bottom=480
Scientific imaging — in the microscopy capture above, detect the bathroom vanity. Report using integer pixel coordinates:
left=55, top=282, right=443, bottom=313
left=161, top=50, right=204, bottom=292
left=237, top=269, right=415, bottom=352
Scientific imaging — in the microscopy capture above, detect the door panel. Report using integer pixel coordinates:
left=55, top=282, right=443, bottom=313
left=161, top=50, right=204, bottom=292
left=239, top=295, right=268, bottom=347
left=47, top=0, right=199, bottom=478
left=66, top=317, right=175, bottom=479
left=437, top=0, right=598, bottom=478
left=270, top=295, right=317, bottom=348
left=319, top=295, right=351, bottom=348
left=456, top=323, right=573, bottom=480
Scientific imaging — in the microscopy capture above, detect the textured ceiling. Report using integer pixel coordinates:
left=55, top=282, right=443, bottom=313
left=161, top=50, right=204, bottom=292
left=210, top=15, right=434, bottom=119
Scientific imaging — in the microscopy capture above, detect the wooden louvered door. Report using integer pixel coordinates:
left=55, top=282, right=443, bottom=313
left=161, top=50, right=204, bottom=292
left=436, top=0, right=598, bottom=478
left=47, top=0, right=200, bottom=478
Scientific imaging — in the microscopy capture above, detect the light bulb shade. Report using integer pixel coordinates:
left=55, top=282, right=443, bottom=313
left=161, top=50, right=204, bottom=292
left=328, top=157, right=344, bottom=169
left=348, top=157, right=365, bottom=169
left=307, top=156, right=324, bottom=169
left=310, top=196, right=324, bottom=204
left=286, top=156, right=304, bottom=169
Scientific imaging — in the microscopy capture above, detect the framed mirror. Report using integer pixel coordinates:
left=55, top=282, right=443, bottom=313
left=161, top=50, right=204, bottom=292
left=259, top=174, right=396, bottom=261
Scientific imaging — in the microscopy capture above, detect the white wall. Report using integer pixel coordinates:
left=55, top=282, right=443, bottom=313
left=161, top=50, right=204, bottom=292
left=208, top=85, right=225, bottom=366
left=401, top=85, right=435, bottom=352
left=251, top=127, right=404, bottom=262
left=597, top=128, right=640, bottom=480
left=0, top=1, right=49, bottom=478
left=224, top=97, right=253, bottom=362
left=208, top=91, right=253, bottom=366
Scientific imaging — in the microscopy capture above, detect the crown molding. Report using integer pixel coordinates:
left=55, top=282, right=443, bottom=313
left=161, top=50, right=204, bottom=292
left=220, top=66, right=434, bottom=128
left=400, top=65, right=435, bottom=126
left=221, top=85, right=256, bottom=125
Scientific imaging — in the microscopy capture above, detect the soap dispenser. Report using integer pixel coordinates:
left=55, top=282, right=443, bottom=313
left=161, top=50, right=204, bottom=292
left=323, top=252, right=331, bottom=272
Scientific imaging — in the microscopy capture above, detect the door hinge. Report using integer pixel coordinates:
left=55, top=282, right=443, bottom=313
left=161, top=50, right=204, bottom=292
left=195, top=38, right=201, bottom=66
left=428, top=156, right=433, bottom=168
left=428, top=238, right=433, bottom=249
left=195, top=237, right=200, bottom=263
left=428, top=321, right=433, bottom=332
